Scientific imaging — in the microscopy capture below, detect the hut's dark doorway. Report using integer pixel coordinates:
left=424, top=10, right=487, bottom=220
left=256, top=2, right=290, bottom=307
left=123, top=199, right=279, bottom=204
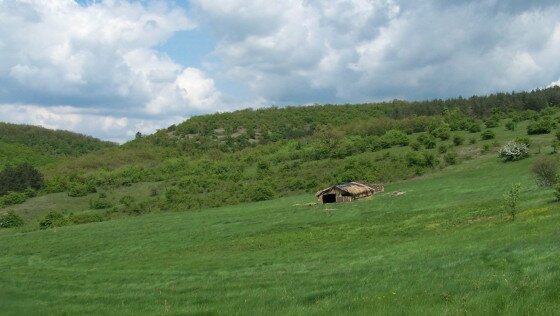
left=322, top=194, right=336, bottom=203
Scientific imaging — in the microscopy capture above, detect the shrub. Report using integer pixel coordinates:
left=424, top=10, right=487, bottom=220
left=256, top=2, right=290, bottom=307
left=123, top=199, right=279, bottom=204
left=423, top=137, right=437, bottom=149
left=430, top=125, right=451, bottom=140
left=468, top=123, right=482, bottom=133
left=484, top=118, right=500, bottom=128
left=556, top=130, right=560, bottom=141
left=527, top=119, right=555, bottom=135
left=438, top=144, right=448, bottom=154
left=505, top=120, right=516, bottom=131
left=515, top=137, right=531, bottom=147
left=422, top=151, right=438, bottom=167
left=119, top=195, right=136, bottom=207
left=0, top=191, right=28, bottom=207
left=554, top=180, right=560, bottom=201
left=404, top=151, right=437, bottom=168
left=68, top=183, right=96, bottom=197
left=0, top=211, right=24, bottom=228
left=498, top=141, right=529, bottom=162
left=480, top=130, right=495, bottom=140
left=121, top=201, right=152, bottom=216
left=452, top=135, right=464, bottom=146
left=469, top=137, right=477, bottom=144
left=251, top=185, right=275, bottom=202
left=444, top=152, right=458, bottom=165
left=382, top=129, right=409, bottom=147
left=69, top=213, right=104, bottom=225
left=89, top=198, right=113, bottom=209
left=482, top=144, right=491, bottom=153
left=531, top=156, right=559, bottom=187
left=410, top=141, right=422, bottom=151
left=39, top=211, right=68, bottom=229
left=504, top=183, right=521, bottom=221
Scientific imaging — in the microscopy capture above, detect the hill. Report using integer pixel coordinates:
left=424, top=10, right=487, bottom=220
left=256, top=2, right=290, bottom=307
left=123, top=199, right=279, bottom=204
left=1, top=152, right=559, bottom=314
left=0, top=122, right=116, bottom=167
left=20, top=86, right=559, bottom=216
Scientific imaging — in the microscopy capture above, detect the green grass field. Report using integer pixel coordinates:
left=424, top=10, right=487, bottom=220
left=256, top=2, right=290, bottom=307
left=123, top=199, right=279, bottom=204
left=1, top=152, right=559, bottom=315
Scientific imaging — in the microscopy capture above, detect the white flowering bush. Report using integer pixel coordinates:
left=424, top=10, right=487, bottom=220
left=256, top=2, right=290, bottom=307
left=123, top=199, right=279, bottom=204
left=498, top=141, right=529, bottom=162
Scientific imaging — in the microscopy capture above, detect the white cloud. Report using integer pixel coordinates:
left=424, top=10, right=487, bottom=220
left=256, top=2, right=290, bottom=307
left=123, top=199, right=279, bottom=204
left=0, top=0, right=222, bottom=140
left=145, top=67, right=222, bottom=115
left=193, top=0, right=560, bottom=103
left=0, top=103, right=184, bottom=143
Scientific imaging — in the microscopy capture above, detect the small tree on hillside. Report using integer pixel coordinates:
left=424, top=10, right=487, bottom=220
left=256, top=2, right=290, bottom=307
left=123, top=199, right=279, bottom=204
left=504, top=183, right=521, bottom=221
left=531, top=156, right=559, bottom=187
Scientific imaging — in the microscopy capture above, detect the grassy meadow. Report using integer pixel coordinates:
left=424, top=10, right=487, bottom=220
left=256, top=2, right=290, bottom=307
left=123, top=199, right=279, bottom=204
left=1, top=153, right=559, bottom=315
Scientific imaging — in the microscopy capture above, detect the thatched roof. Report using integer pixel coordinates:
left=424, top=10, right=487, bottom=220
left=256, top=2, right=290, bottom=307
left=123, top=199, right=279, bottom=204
left=315, top=182, right=377, bottom=197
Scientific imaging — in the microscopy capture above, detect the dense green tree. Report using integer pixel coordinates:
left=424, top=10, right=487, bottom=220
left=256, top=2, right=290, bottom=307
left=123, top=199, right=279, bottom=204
left=0, top=163, right=43, bottom=196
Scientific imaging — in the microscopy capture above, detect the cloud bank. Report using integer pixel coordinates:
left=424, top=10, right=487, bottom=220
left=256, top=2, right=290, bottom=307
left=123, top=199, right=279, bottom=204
left=0, top=0, right=222, bottom=142
left=1, top=0, right=560, bottom=141
left=193, top=0, right=560, bottom=103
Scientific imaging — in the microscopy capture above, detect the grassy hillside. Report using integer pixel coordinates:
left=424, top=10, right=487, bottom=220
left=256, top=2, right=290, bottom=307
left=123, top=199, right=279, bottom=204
left=0, top=141, right=54, bottom=168
left=0, top=122, right=115, bottom=167
left=22, top=87, right=558, bottom=216
left=1, top=154, right=559, bottom=314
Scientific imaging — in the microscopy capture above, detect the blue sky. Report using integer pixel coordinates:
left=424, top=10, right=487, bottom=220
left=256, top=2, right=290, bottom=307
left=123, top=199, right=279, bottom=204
left=1, top=0, right=560, bottom=142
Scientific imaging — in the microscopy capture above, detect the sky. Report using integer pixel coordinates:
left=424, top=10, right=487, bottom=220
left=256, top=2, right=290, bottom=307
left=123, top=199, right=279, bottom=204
left=1, top=0, right=560, bottom=142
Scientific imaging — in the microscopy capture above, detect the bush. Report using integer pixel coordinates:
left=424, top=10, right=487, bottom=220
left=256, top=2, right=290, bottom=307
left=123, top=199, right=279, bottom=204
left=39, top=211, right=68, bottom=229
left=498, top=141, right=529, bottom=162
left=554, top=182, right=560, bottom=201
left=505, top=120, right=516, bottom=131
left=68, top=183, right=96, bottom=197
left=69, top=213, right=104, bottom=225
left=382, top=129, right=409, bottom=147
left=251, top=185, right=275, bottom=201
left=444, top=152, right=458, bottom=165
left=430, top=125, right=451, bottom=140
left=531, top=156, right=559, bottom=187
left=481, top=130, right=495, bottom=140
left=515, top=137, right=531, bottom=147
left=0, top=211, right=24, bottom=228
left=410, top=141, right=421, bottom=151
left=452, top=135, right=464, bottom=146
left=0, top=191, right=28, bottom=207
left=484, top=117, right=500, bottom=128
left=422, top=151, right=438, bottom=167
left=89, top=198, right=113, bottom=209
left=424, top=137, right=436, bottom=149
left=120, top=195, right=136, bottom=207
left=527, top=119, right=555, bottom=135
left=406, top=151, right=437, bottom=167
left=469, top=137, right=477, bottom=144
left=438, top=144, right=448, bottom=154
left=468, top=123, right=482, bottom=133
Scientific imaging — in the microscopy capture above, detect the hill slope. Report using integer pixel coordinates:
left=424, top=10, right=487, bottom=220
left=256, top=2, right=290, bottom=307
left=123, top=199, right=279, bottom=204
left=3, top=87, right=560, bottom=224
left=0, top=122, right=116, bottom=167
left=1, top=154, right=559, bottom=314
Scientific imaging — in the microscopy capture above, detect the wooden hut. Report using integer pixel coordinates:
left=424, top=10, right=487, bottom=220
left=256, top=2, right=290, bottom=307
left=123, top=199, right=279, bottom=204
left=315, top=182, right=384, bottom=204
